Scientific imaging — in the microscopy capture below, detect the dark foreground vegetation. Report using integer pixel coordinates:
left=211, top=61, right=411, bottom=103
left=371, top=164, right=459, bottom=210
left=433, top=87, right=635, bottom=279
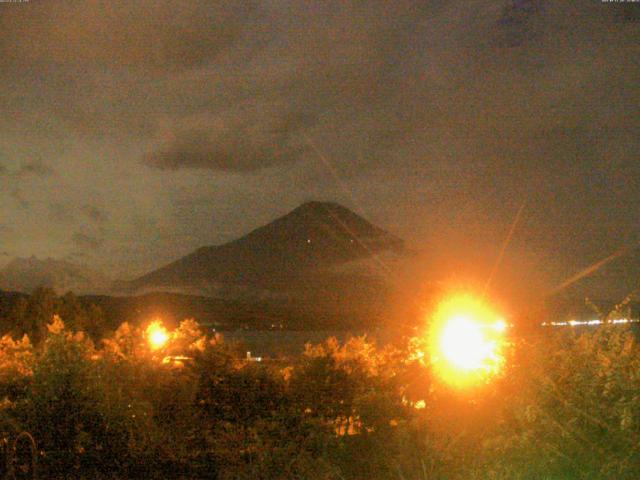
left=0, top=291, right=638, bottom=479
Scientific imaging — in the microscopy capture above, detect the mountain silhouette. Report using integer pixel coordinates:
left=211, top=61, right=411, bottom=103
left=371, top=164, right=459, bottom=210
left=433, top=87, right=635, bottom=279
left=129, top=201, right=404, bottom=296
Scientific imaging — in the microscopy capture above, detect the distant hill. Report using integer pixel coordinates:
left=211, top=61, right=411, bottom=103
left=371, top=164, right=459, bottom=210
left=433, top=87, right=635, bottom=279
left=128, top=201, right=405, bottom=299
left=0, top=256, right=112, bottom=295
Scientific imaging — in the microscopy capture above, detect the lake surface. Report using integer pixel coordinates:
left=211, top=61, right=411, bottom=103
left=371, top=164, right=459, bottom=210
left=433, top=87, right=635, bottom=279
left=220, top=320, right=640, bottom=358
left=220, top=328, right=400, bottom=357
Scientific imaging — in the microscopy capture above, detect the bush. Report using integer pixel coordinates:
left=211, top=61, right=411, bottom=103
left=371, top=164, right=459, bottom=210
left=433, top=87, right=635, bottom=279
left=0, top=303, right=639, bottom=479
left=19, top=317, right=153, bottom=478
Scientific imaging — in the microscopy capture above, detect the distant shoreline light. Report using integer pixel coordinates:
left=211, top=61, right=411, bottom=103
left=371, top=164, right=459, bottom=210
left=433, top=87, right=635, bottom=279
left=541, top=318, right=640, bottom=327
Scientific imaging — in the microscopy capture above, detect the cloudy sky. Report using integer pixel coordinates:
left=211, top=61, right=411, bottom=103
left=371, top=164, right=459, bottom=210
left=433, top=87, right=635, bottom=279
left=0, top=1, right=638, bottom=296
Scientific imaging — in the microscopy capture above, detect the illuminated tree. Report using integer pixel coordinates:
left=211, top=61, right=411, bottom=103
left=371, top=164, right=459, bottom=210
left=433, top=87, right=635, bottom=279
left=20, top=317, right=150, bottom=477
left=482, top=326, right=640, bottom=479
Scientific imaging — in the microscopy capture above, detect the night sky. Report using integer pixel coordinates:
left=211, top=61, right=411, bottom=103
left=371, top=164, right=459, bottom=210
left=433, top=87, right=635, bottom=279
left=0, top=1, right=638, bottom=299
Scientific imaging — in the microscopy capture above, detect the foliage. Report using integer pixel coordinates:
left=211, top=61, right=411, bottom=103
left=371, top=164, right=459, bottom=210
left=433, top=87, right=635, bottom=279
left=0, top=294, right=639, bottom=478
left=19, top=316, right=146, bottom=477
left=4, top=288, right=106, bottom=343
left=482, top=326, right=640, bottom=479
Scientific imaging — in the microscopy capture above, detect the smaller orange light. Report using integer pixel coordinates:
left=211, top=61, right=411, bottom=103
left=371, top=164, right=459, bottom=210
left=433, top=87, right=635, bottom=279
left=147, top=320, right=169, bottom=350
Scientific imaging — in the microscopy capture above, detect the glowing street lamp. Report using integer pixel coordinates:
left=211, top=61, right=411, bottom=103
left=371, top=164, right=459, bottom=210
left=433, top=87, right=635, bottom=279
left=427, top=293, right=508, bottom=388
left=147, top=320, right=169, bottom=350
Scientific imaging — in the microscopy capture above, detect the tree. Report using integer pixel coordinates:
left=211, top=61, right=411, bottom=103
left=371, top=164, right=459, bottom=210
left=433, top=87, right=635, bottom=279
left=21, top=287, right=58, bottom=344
left=483, top=326, right=640, bottom=479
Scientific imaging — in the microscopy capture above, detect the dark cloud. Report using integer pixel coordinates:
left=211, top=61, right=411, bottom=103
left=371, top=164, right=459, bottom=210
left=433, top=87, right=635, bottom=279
left=72, top=233, right=103, bottom=251
left=0, top=158, right=54, bottom=180
left=10, top=189, right=30, bottom=209
left=0, top=0, right=432, bottom=142
left=0, top=1, right=260, bottom=139
left=48, top=203, right=74, bottom=223
left=0, top=0, right=637, bottom=295
left=0, top=1, right=257, bottom=71
left=82, top=205, right=109, bottom=223
left=17, top=160, right=54, bottom=177
left=496, top=0, right=546, bottom=47
left=144, top=110, right=315, bottom=172
left=64, top=251, right=89, bottom=263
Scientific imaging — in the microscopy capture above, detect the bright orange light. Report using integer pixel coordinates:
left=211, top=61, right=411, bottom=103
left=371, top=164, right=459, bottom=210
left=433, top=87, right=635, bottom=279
left=428, top=293, right=507, bottom=387
left=147, top=320, right=169, bottom=350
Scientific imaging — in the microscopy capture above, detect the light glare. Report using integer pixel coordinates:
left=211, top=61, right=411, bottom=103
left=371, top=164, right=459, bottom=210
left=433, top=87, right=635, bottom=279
left=428, top=294, right=507, bottom=387
left=147, top=321, right=169, bottom=350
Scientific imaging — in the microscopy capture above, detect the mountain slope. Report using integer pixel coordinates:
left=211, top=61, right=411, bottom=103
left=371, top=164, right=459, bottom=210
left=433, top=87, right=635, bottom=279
left=130, top=201, right=404, bottom=295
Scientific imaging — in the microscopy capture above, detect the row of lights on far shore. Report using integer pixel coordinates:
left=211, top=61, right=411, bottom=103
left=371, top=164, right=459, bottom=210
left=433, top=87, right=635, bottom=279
left=542, top=318, right=640, bottom=327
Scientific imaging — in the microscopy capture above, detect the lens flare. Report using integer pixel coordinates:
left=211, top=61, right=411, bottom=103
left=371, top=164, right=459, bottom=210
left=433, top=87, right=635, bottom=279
left=428, top=294, right=507, bottom=387
left=147, top=320, right=169, bottom=350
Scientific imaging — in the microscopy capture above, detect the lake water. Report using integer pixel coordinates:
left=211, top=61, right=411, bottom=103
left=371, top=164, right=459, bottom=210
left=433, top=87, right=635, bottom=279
left=220, top=328, right=400, bottom=357
left=220, top=320, right=640, bottom=358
